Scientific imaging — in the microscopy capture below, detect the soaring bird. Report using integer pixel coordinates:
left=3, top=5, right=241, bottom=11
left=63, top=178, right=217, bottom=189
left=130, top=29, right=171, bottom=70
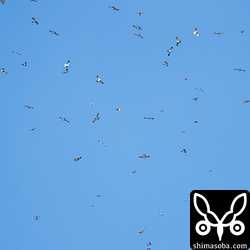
left=208, top=170, right=213, bottom=172
left=1, top=0, right=5, bottom=4
left=92, top=113, right=100, bottom=123
left=133, top=25, right=142, bottom=30
left=163, top=61, right=168, bottom=67
left=195, top=88, right=204, bottom=92
left=184, top=75, right=190, bottom=81
left=243, top=100, right=250, bottom=103
left=193, top=97, right=198, bottom=101
left=11, top=51, right=21, bottom=55
left=214, top=32, right=224, bottom=35
left=131, top=170, right=137, bottom=174
left=29, top=127, right=36, bottom=131
left=240, top=30, right=245, bottom=33
left=49, top=30, right=59, bottom=36
left=143, top=116, right=154, bottom=120
left=24, top=105, right=34, bottom=109
left=176, top=37, right=181, bottom=46
left=0, top=68, right=7, bottom=74
left=147, top=242, right=152, bottom=246
left=74, top=157, right=82, bottom=162
left=59, top=117, right=69, bottom=123
left=115, top=107, right=122, bottom=111
left=64, top=60, right=70, bottom=72
left=234, top=68, right=246, bottom=72
left=193, top=28, right=200, bottom=37
left=193, top=120, right=199, bottom=123
left=96, top=75, right=104, bottom=84
left=138, top=226, right=146, bottom=233
left=139, top=154, right=150, bottom=159
left=22, top=62, right=27, bottom=66
left=109, top=6, right=119, bottom=11
left=158, top=109, right=164, bottom=112
left=33, top=216, right=40, bottom=220
left=167, top=47, right=173, bottom=56
left=32, top=17, right=39, bottom=25
left=134, top=33, right=143, bottom=38
left=181, top=149, right=187, bottom=153
left=31, top=0, right=37, bottom=2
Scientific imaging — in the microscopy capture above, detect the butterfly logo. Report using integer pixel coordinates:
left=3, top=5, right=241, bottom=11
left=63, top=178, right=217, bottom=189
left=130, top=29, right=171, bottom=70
left=193, top=193, right=247, bottom=241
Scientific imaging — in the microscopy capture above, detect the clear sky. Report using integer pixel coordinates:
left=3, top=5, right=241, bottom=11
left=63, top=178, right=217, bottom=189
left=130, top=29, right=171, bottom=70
left=0, top=0, right=250, bottom=250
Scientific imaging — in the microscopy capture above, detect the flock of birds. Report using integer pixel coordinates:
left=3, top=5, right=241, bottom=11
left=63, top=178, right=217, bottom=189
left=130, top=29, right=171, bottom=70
left=2, top=1, right=249, bottom=249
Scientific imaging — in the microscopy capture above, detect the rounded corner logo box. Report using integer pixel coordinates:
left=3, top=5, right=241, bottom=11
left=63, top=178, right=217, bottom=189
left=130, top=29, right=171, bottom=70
left=190, top=190, right=250, bottom=250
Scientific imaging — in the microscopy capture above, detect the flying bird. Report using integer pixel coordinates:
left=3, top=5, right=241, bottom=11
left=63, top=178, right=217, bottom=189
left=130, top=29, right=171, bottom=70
left=193, top=120, right=199, bottom=123
left=158, top=109, right=164, bottom=112
left=96, top=75, right=104, bottom=84
left=137, top=11, right=144, bottom=16
left=133, top=25, right=142, bottom=30
left=109, top=6, right=119, bottom=11
left=92, top=113, right=100, bottom=123
left=1, top=0, right=5, bottom=4
left=181, top=131, right=186, bottom=133
left=0, top=68, right=7, bottom=74
left=32, top=17, right=39, bottom=25
left=96, top=194, right=101, bottom=198
left=134, top=33, right=143, bottom=38
left=195, top=88, right=204, bottom=92
left=176, top=37, right=181, bottom=46
left=243, top=100, right=250, bottom=103
left=167, top=47, right=173, bottom=56
left=214, top=32, right=224, bottom=35
left=208, top=170, right=213, bottom=172
left=131, top=170, right=137, bottom=174
left=31, top=0, right=37, bottom=2
left=240, top=30, right=245, bottom=33
left=193, top=28, right=200, bottom=37
left=24, top=105, right=34, bottom=109
left=234, top=68, right=246, bottom=72
left=193, top=97, right=198, bottom=101
left=181, top=149, right=187, bottom=153
left=143, top=116, right=154, bottom=120
left=33, top=216, right=40, bottom=220
left=74, top=157, right=82, bottom=162
left=147, top=242, right=152, bottom=246
left=59, top=117, right=69, bottom=123
left=29, top=127, right=36, bottom=131
left=163, top=61, right=168, bottom=67
left=49, top=30, right=59, bottom=36
left=22, top=62, right=27, bottom=66
left=139, top=154, right=150, bottom=159
left=115, top=107, right=122, bottom=111
left=64, top=60, right=70, bottom=72
left=184, top=75, right=190, bottom=81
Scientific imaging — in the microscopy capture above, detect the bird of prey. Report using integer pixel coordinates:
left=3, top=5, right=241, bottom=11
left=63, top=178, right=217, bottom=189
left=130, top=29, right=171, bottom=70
left=181, top=149, right=187, bottom=153
left=0, top=68, right=7, bottom=74
left=96, top=75, right=104, bottom=84
left=234, top=68, right=246, bottom=72
left=143, top=116, right=154, bottom=120
left=33, top=216, right=40, bottom=220
left=139, top=154, right=150, bottom=159
left=11, top=51, right=21, bottom=55
left=147, top=242, right=152, bottom=246
left=32, top=17, right=39, bottom=25
left=214, top=32, right=224, bottom=35
left=96, top=194, right=101, bottom=198
left=163, top=61, right=168, bottom=67
left=24, top=105, right=34, bottom=109
left=137, top=11, right=144, bottom=16
left=49, top=30, right=59, bottom=36
left=1, top=0, right=5, bottom=4
left=167, top=47, right=173, bottom=56
left=22, top=62, right=27, bottom=66
left=193, top=120, right=199, bottom=123
left=109, top=6, right=119, bottom=11
left=131, top=170, right=137, bottom=174
left=195, top=87, right=204, bottom=92
left=208, top=170, right=213, bottom=172
left=59, top=117, right=69, bottom=123
left=29, top=127, right=36, bottom=131
left=92, top=113, right=100, bottom=123
left=138, top=227, right=146, bottom=233
left=193, top=97, right=198, bottom=101
left=243, top=100, right=250, bottom=103
left=176, top=36, right=181, bottom=46
left=64, top=60, right=70, bottom=72
left=134, top=33, right=143, bottom=38
left=115, top=107, right=122, bottom=111
left=193, top=28, right=200, bottom=37
left=133, top=25, right=142, bottom=30
left=74, top=157, right=82, bottom=162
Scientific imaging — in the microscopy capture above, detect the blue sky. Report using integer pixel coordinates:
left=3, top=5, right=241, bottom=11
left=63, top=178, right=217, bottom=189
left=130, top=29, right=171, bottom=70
left=1, top=0, right=250, bottom=249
